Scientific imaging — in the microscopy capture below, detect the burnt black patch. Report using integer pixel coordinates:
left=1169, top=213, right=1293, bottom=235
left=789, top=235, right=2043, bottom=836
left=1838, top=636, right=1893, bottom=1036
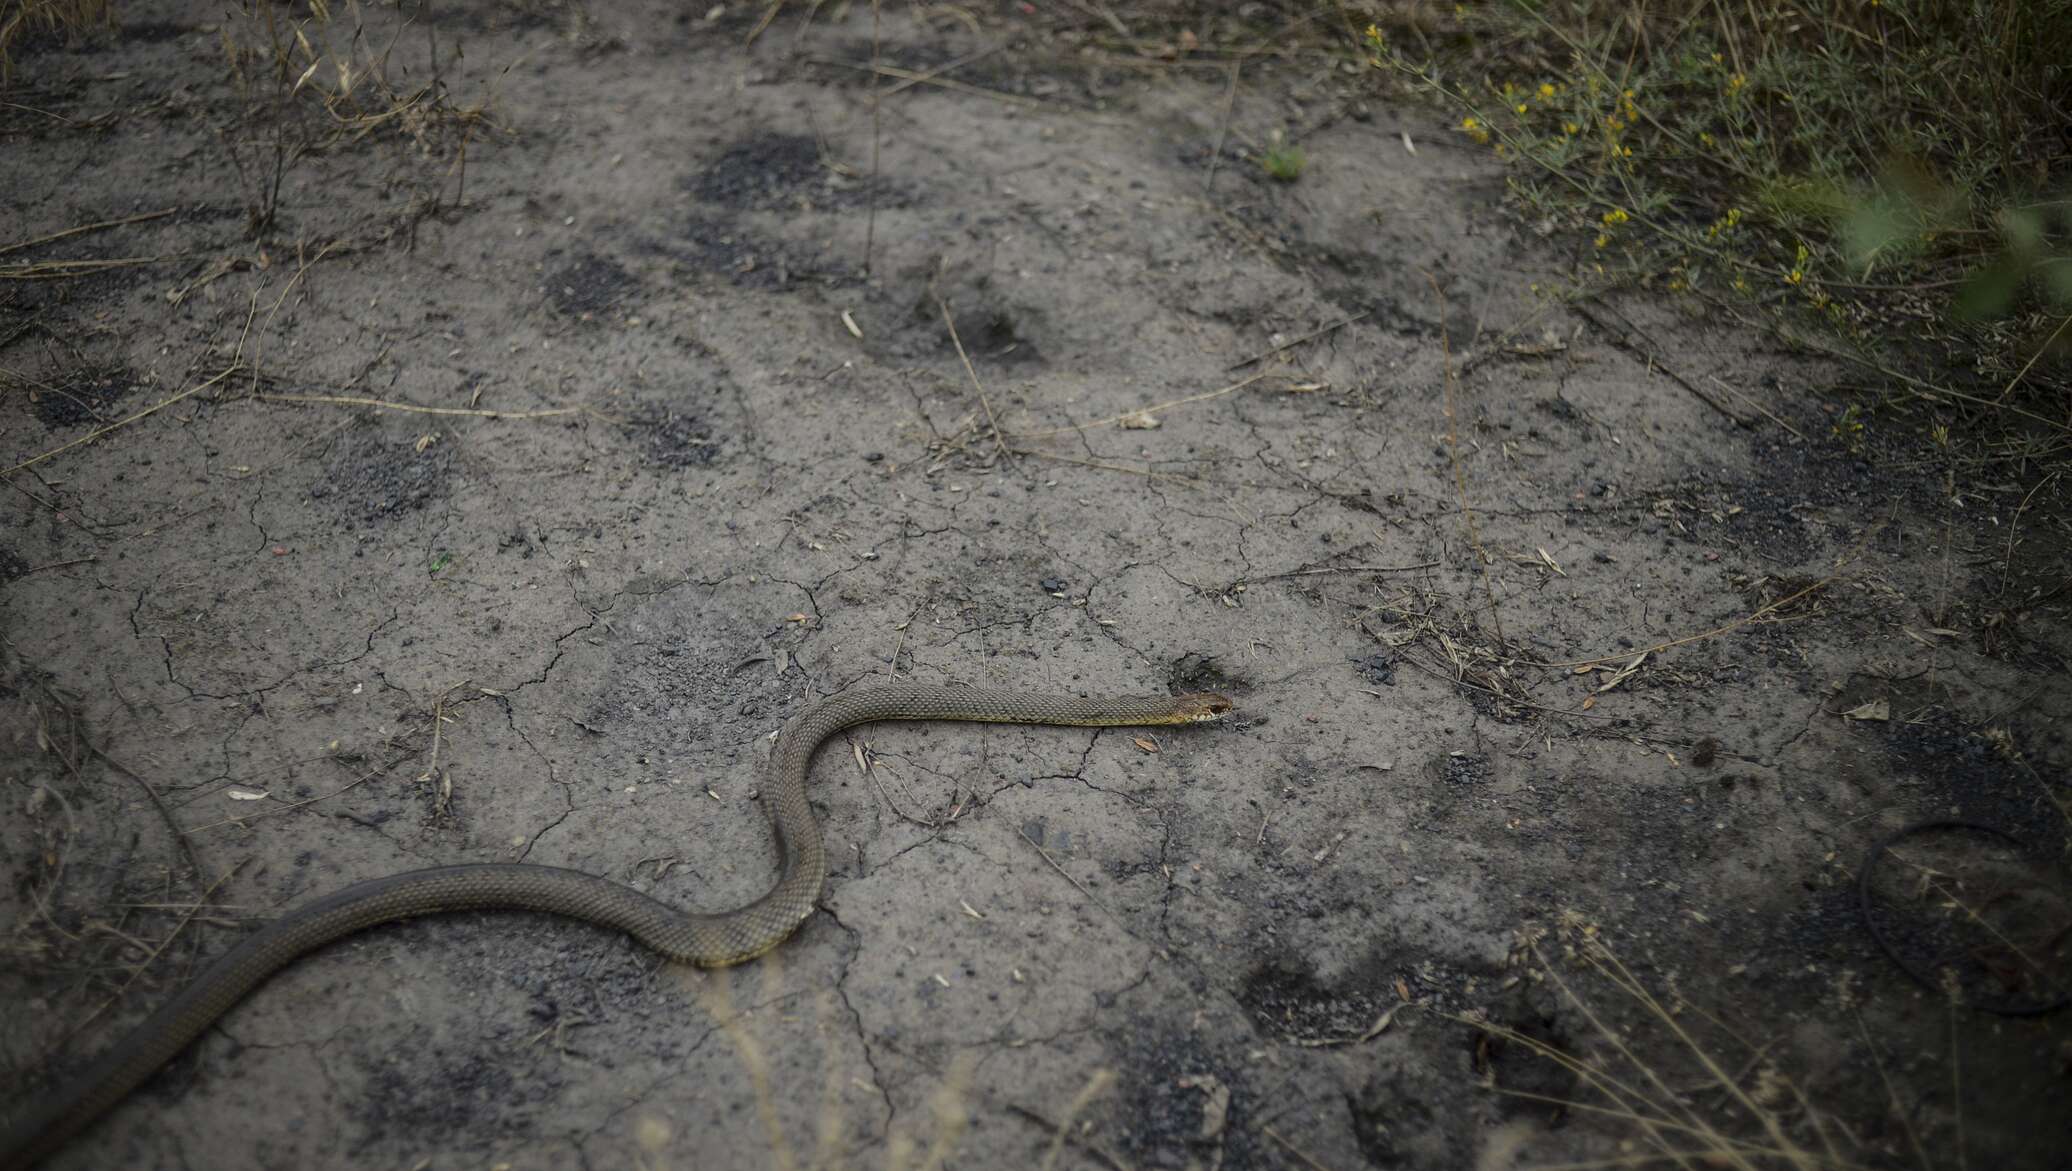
left=686, top=133, right=873, bottom=213
left=121, top=20, right=192, bottom=42
left=0, top=547, right=28, bottom=583
left=937, top=301, right=1043, bottom=365
left=1237, top=961, right=1394, bottom=1043
left=1107, top=1018, right=1259, bottom=1170
left=310, top=434, right=454, bottom=524
left=629, top=407, right=724, bottom=467
left=546, top=254, right=635, bottom=318
left=1168, top=651, right=1241, bottom=696
left=30, top=365, right=134, bottom=429
left=1437, top=753, right=1491, bottom=786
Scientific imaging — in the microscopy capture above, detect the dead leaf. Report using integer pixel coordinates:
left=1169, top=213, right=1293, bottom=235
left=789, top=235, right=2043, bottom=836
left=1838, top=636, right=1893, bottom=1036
left=1120, top=411, right=1161, bottom=430
left=226, top=788, right=269, bottom=801
left=1133, top=737, right=1159, bottom=753
left=1841, top=698, right=1890, bottom=722
left=1175, top=1074, right=1229, bottom=1141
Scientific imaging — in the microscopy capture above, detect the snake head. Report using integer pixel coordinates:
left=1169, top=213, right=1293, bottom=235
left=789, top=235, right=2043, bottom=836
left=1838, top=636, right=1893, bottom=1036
left=1173, top=692, right=1235, bottom=722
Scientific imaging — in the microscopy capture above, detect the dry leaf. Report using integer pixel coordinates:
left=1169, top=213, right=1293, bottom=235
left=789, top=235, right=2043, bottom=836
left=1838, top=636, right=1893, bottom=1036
left=226, top=788, right=269, bottom=801
left=1133, top=737, right=1159, bottom=753
left=1119, top=411, right=1161, bottom=430
left=1841, top=698, right=1890, bottom=722
left=841, top=309, right=863, bottom=339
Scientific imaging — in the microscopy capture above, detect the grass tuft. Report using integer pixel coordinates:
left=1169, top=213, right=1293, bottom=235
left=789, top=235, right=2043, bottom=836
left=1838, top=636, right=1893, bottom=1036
left=0, top=0, right=109, bottom=84
left=1366, top=0, right=2072, bottom=414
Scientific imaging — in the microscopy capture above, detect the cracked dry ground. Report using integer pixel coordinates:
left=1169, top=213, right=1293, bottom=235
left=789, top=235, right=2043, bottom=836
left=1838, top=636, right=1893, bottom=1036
left=3, top=3, right=2069, bottom=1170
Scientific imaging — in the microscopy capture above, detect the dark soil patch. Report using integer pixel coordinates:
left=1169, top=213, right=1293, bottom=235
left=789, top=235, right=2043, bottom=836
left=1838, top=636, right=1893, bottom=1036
left=29, top=365, right=134, bottom=429
left=0, top=548, right=28, bottom=584
left=685, top=132, right=872, bottom=213
left=1108, top=1017, right=1257, bottom=1171
left=309, top=433, right=455, bottom=524
left=630, top=407, right=725, bottom=468
left=546, top=254, right=637, bottom=318
left=669, top=215, right=856, bottom=290
left=1237, top=960, right=1394, bottom=1043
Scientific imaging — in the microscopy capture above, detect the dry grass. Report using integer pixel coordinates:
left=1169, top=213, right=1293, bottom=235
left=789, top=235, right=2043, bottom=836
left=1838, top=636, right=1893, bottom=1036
left=0, top=0, right=107, bottom=84
left=1463, top=914, right=1901, bottom=1171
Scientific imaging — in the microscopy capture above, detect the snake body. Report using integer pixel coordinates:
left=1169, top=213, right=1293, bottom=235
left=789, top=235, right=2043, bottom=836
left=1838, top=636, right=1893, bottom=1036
left=1, top=683, right=1231, bottom=1169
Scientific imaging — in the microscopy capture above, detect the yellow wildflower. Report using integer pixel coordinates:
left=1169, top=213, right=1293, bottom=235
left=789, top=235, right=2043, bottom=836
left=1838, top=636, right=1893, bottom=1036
left=1726, top=73, right=1746, bottom=94
left=1538, top=83, right=1556, bottom=100
left=1595, top=233, right=1611, bottom=248
left=1601, top=208, right=1630, bottom=225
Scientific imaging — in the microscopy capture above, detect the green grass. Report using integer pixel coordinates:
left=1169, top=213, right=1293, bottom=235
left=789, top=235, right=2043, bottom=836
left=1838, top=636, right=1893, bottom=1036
left=1366, top=0, right=2072, bottom=414
left=1260, top=131, right=1306, bottom=182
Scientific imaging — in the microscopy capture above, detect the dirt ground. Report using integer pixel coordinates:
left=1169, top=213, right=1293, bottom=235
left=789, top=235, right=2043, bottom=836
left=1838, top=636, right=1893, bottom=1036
left=3, top=2, right=2069, bottom=1169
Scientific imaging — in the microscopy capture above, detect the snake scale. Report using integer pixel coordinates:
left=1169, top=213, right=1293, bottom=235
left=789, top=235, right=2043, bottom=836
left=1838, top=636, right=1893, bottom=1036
left=1, top=683, right=1232, bottom=1169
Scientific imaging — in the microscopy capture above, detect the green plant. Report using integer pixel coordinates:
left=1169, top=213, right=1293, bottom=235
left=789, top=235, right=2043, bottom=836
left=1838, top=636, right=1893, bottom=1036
left=1260, top=129, right=1305, bottom=183
left=1366, top=0, right=2072, bottom=403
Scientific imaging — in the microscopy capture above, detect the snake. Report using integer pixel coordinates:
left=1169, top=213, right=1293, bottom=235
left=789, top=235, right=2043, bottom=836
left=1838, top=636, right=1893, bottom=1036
left=1, top=683, right=1232, bottom=1169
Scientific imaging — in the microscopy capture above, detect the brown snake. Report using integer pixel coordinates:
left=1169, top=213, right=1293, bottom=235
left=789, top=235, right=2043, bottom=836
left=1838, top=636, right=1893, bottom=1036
left=1, top=683, right=1232, bottom=1168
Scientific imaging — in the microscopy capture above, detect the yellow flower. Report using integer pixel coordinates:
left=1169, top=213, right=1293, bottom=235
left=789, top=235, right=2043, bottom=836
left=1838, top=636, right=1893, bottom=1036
left=1785, top=269, right=1804, bottom=285
left=1538, top=83, right=1556, bottom=100
left=1595, top=233, right=1611, bottom=248
left=1725, top=207, right=1743, bottom=226
left=1699, top=131, right=1715, bottom=147
left=1563, top=121, right=1581, bottom=136
left=1601, top=208, right=1630, bottom=225
left=1621, top=145, right=1633, bottom=157
left=1732, top=276, right=1750, bottom=292
left=1515, top=102, right=1528, bottom=114
left=1711, top=52, right=1723, bottom=66
left=1726, top=73, right=1746, bottom=94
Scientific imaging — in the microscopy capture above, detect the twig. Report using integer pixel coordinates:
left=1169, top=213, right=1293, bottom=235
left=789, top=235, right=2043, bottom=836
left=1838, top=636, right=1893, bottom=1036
left=1705, top=373, right=1805, bottom=439
left=1007, top=449, right=1206, bottom=487
left=1263, top=1125, right=1337, bottom=1171
left=1226, top=312, right=1368, bottom=371
left=1995, top=313, right=2071, bottom=403
left=1531, top=509, right=1890, bottom=669
left=1036, top=1069, right=1121, bottom=1171
left=1205, top=61, right=1238, bottom=193
left=251, top=392, right=585, bottom=419
left=185, top=744, right=423, bottom=833
left=4, top=365, right=239, bottom=476
left=65, top=862, right=246, bottom=1040
left=810, top=59, right=1074, bottom=115
left=936, top=295, right=1012, bottom=464
left=1246, top=561, right=1440, bottom=582
left=1019, top=828, right=1103, bottom=907
left=1429, top=274, right=1504, bottom=646
left=1999, top=470, right=2061, bottom=597
left=14, top=556, right=97, bottom=576
left=0, top=208, right=177, bottom=257
left=0, top=254, right=196, bottom=280
left=862, top=0, right=882, bottom=277
left=1009, top=371, right=1268, bottom=439
left=1573, top=302, right=1746, bottom=425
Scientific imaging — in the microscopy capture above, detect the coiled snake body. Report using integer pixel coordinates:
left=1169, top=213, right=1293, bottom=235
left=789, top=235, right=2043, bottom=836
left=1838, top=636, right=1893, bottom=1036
left=2, top=684, right=1232, bottom=1169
